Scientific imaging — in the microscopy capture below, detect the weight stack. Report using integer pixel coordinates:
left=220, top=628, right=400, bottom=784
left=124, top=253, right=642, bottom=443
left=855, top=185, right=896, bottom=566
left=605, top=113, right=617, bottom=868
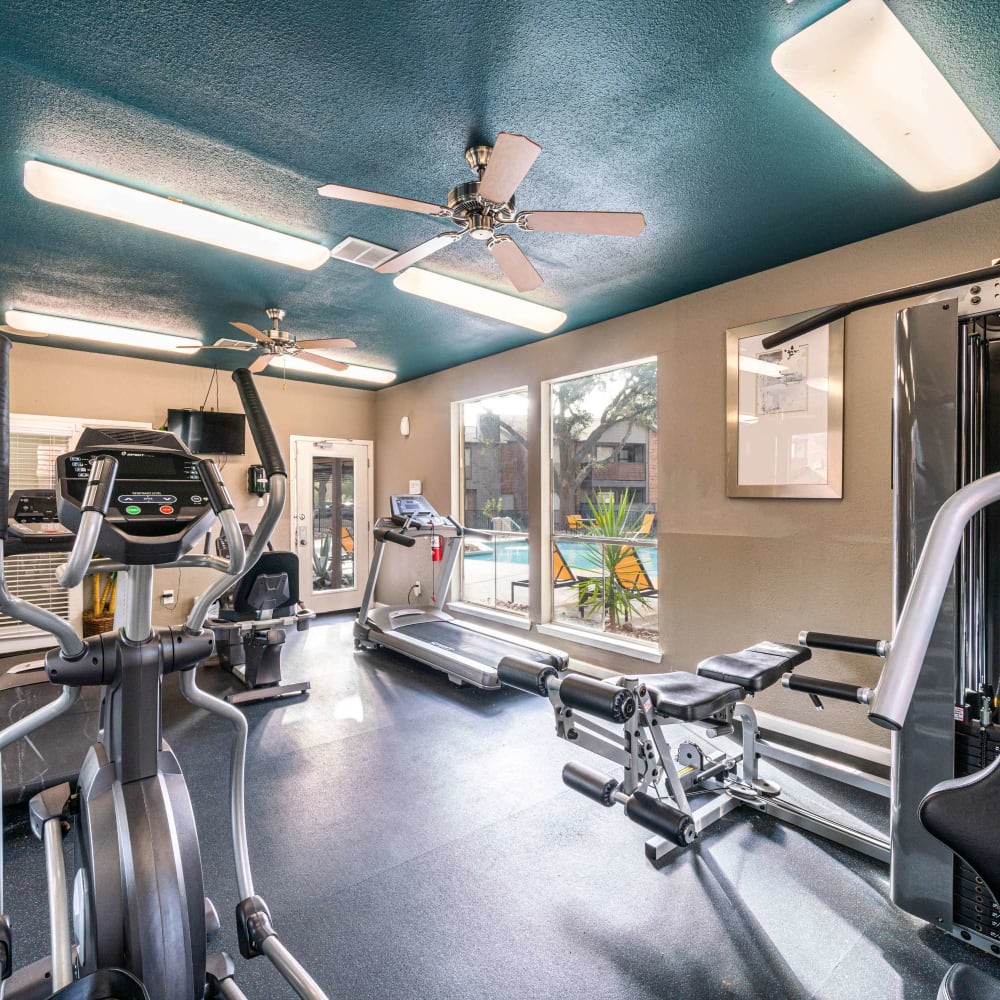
left=953, top=723, right=1000, bottom=942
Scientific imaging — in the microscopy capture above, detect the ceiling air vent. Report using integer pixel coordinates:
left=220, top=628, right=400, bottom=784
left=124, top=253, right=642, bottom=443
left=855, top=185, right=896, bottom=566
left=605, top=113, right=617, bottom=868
left=330, top=236, right=396, bottom=269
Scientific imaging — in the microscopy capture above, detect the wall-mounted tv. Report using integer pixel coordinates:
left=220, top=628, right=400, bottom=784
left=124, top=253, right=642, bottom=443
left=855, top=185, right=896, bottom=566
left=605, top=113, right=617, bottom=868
left=167, top=409, right=246, bottom=455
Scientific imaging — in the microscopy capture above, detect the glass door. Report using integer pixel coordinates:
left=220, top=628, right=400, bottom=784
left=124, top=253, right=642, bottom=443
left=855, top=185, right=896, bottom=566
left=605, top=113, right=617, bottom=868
left=290, top=437, right=372, bottom=613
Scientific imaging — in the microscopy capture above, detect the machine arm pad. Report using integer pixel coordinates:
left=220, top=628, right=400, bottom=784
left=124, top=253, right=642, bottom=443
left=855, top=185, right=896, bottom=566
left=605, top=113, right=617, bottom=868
left=497, top=655, right=559, bottom=696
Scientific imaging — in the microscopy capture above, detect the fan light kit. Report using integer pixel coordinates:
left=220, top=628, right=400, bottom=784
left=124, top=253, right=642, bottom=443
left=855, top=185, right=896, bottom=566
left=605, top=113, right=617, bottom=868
left=772, top=0, right=1000, bottom=192
left=392, top=269, right=565, bottom=333
left=2, top=310, right=202, bottom=352
left=23, top=161, right=330, bottom=270
left=319, top=132, right=646, bottom=292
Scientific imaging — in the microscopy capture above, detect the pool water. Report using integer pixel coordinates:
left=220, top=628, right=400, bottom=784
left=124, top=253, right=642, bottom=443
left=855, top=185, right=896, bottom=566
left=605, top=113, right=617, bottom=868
left=469, top=539, right=658, bottom=577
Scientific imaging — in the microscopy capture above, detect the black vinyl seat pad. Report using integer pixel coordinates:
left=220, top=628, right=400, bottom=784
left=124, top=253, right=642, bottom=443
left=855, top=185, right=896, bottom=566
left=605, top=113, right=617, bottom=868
left=937, top=963, right=1000, bottom=1000
left=640, top=672, right=744, bottom=722
left=697, top=641, right=811, bottom=692
left=920, top=753, right=1000, bottom=903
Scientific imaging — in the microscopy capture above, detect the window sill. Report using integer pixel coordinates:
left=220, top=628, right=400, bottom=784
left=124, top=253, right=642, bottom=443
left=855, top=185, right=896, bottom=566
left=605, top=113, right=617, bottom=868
left=535, top=623, right=662, bottom=663
left=447, top=602, right=532, bottom=631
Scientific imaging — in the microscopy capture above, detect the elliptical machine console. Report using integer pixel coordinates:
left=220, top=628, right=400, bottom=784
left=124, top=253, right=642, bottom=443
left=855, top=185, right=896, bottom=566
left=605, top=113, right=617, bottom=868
left=0, top=342, right=329, bottom=1000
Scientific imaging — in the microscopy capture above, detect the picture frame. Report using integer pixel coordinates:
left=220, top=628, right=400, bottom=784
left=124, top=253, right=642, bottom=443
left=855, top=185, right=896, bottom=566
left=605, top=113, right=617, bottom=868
left=726, top=309, right=844, bottom=499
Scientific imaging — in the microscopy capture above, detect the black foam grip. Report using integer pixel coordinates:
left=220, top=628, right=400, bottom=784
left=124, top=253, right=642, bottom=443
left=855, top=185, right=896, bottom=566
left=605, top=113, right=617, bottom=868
left=81, top=455, right=118, bottom=514
left=562, top=762, right=619, bottom=807
left=374, top=527, right=416, bottom=547
left=558, top=674, right=636, bottom=723
left=0, top=337, right=9, bottom=540
left=625, top=792, right=695, bottom=846
left=784, top=673, right=867, bottom=703
left=232, top=369, right=286, bottom=477
left=497, top=655, right=558, bottom=696
left=197, top=459, right=235, bottom=513
left=800, top=632, right=884, bottom=656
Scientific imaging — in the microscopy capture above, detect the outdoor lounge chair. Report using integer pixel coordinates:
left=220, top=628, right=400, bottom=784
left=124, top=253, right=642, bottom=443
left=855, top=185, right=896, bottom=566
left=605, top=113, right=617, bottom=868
left=565, top=514, right=586, bottom=532
left=510, top=542, right=581, bottom=603
left=634, top=512, right=655, bottom=536
left=615, top=545, right=657, bottom=598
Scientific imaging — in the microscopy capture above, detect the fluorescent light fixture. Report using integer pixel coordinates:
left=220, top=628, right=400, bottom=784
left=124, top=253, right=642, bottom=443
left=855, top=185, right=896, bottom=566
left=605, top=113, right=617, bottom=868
left=23, top=161, right=330, bottom=270
left=772, top=0, right=1000, bottom=192
left=270, top=353, right=396, bottom=385
left=5, top=309, right=202, bottom=353
left=392, top=268, right=566, bottom=334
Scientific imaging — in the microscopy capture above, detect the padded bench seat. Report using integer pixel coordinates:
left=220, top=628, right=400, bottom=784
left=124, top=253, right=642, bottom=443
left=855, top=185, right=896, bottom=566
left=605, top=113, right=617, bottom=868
left=640, top=672, right=744, bottom=722
left=696, top=641, right=811, bottom=692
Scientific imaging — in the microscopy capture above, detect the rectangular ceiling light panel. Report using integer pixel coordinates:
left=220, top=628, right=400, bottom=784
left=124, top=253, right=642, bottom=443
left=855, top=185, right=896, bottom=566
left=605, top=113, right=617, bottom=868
left=272, top=353, right=396, bottom=385
left=5, top=309, right=202, bottom=352
left=393, top=268, right=566, bottom=334
left=24, top=161, right=330, bottom=270
left=772, top=0, right=1000, bottom=191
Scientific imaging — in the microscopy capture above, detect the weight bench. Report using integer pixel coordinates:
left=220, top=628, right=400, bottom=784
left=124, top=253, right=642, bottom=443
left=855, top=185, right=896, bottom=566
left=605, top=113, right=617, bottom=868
left=500, top=641, right=890, bottom=863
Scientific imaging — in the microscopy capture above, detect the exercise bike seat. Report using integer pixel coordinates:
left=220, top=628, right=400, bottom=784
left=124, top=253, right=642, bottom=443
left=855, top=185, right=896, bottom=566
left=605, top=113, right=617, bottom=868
left=641, top=672, right=744, bottom=722
left=919, top=753, right=1000, bottom=901
left=50, top=969, right=149, bottom=999
left=937, top=963, right=1000, bottom=1000
left=696, top=641, right=811, bottom=692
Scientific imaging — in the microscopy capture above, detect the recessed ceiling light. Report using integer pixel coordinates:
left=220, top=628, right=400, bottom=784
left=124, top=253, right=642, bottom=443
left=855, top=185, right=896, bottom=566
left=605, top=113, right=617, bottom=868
left=392, top=268, right=566, bottom=334
left=270, top=353, right=396, bottom=385
left=4, top=309, right=203, bottom=353
left=23, top=161, right=331, bottom=270
left=772, top=0, right=1000, bottom=192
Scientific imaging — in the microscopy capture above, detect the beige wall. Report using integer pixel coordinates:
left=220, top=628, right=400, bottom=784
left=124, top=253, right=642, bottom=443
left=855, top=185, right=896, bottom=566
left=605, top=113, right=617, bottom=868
left=373, top=195, right=1000, bottom=748
left=9, top=344, right=376, bottom=625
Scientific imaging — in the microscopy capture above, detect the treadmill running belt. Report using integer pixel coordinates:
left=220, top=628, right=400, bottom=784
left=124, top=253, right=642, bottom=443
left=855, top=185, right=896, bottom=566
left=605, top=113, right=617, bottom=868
left=400, top=621, right=563, bottom=668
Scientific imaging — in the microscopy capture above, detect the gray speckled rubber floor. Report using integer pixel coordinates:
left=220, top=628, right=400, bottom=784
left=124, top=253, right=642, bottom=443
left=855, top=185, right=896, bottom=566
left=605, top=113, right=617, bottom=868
left=3, top=614, right=999, bottom=998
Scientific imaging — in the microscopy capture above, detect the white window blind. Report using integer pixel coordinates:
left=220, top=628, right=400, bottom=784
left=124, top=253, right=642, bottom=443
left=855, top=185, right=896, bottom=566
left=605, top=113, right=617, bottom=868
left=0, top=413, right=151, bottom=651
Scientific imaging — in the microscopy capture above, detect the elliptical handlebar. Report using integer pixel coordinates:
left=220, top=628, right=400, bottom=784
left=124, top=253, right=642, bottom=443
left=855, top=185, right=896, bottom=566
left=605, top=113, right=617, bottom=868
left=56, top=455, right=119, bottom=589
left=232, top=368, right=285, bottom=478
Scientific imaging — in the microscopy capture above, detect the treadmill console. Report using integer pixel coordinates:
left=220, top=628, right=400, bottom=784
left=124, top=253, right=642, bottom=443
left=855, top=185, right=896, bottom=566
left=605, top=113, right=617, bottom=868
left=6, top=490, right=75, bottom=555
left=389, top=494, right=452, bottom=529
left=57, top=428, right=218, bottom=565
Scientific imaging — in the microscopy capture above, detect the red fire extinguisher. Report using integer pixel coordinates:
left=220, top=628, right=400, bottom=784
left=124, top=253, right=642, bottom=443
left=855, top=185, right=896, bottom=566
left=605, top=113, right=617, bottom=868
left=431, top=535, right=444, bottom=562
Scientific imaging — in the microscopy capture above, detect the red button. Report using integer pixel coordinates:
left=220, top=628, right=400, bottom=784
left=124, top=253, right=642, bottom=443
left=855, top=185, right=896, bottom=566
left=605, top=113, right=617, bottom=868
left=159, top=505, right=174, bottom=514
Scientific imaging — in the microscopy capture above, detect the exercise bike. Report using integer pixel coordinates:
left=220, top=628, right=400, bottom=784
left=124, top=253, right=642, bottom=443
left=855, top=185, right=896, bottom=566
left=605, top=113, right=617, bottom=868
left=0, top=339, right=329, bottom=1000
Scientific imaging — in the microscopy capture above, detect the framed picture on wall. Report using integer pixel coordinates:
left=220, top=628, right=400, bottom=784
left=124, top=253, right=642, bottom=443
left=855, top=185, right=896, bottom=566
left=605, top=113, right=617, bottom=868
left=726, top=309, right=845, bottom=499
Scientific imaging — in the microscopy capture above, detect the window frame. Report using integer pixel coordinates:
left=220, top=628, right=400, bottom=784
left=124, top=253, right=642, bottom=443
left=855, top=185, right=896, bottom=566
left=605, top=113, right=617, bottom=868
left=541, top=357, right=660, bottom=656
left=450, top=385, right=530, bottom=620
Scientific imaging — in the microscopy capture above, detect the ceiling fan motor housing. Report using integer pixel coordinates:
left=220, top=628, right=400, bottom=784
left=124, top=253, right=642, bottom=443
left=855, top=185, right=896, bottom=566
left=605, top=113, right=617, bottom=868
left=447, top=180, right=514, bottom=239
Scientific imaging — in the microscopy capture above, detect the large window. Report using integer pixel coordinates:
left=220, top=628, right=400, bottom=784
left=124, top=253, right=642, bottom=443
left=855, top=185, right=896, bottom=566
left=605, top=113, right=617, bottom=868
left=456, top=389, right=529, bottom=616
left=548, top=360, right=658, bottom=645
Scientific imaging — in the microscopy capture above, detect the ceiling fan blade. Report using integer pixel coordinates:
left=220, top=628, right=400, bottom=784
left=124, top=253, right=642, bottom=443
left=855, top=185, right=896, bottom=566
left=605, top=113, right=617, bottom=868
left=300, top=337, right=356, bottom=350
left=0, top=325, right=48, bottom=338
left=317, top=183, right=450, bottom=217
left=488, top=237, right=543, bottom=292
left=518, top=211, right=646, bottom=236
left=248, top=354, right=272, bottom=373
left=229, top=321, right=271, bottom=343
left=298, top=350, right=350, bottom=373
left=374, top=232, right=462, bottom=274
left=479, top=133, right=541, bottom=205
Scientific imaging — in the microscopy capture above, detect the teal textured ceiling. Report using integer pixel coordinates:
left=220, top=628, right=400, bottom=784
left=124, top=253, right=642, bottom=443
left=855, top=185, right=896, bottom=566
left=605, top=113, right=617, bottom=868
left=0, top=0, right=999, bottom=387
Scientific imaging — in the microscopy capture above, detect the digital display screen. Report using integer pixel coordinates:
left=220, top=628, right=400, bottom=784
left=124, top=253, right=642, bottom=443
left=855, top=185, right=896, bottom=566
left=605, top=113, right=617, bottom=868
left=119, top=454, right=181, bottom=478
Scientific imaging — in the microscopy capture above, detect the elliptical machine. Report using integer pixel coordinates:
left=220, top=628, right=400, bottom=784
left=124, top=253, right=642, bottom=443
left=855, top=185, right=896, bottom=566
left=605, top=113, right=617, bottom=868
left=0, top=339, right=329, bottom=1000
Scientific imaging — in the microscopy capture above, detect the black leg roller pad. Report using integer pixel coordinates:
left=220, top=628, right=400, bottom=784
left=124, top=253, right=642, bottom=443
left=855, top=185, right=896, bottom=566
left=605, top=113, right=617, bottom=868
left=624, top=792, right=696, bottom=846
left=497, top=655, right=560, bottom=696
left=558, top=674, right=636, bottom=723
left=562, top=762, right=620, bottom=806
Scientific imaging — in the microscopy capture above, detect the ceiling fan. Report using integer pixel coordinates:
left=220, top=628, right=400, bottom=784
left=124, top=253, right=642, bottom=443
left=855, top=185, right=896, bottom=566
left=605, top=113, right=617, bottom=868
left=185, top=308, right=357, bottom=373
left=318, top=132, right=647, bottom=293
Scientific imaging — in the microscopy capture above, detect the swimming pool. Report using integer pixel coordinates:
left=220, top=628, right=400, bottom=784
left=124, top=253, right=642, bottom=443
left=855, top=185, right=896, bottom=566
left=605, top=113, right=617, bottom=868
left=468, top=539, right=658, bottom=577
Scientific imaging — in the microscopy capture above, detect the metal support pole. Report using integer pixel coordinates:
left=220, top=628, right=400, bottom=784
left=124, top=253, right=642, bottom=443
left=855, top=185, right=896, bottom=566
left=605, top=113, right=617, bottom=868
left=42, top=819, right=73, bottom=991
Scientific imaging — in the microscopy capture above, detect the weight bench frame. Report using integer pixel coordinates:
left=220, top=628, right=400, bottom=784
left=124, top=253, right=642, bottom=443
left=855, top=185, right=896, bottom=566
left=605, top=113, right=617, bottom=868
left=500, top=644, right=891, bottom=864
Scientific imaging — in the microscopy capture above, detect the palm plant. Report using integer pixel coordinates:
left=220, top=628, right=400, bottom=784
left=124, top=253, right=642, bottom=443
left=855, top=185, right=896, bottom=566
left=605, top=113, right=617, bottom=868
left=573, top=490, right=654, bottom=631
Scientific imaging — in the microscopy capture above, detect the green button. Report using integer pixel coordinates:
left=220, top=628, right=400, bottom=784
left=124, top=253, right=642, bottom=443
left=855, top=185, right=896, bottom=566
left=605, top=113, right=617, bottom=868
left=125, top=505, right=141, bottom=515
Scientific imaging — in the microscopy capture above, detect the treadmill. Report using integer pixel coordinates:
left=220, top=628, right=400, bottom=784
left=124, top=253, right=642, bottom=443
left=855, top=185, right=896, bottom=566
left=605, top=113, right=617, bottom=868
left=354, top=494, right=568, bottom=688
